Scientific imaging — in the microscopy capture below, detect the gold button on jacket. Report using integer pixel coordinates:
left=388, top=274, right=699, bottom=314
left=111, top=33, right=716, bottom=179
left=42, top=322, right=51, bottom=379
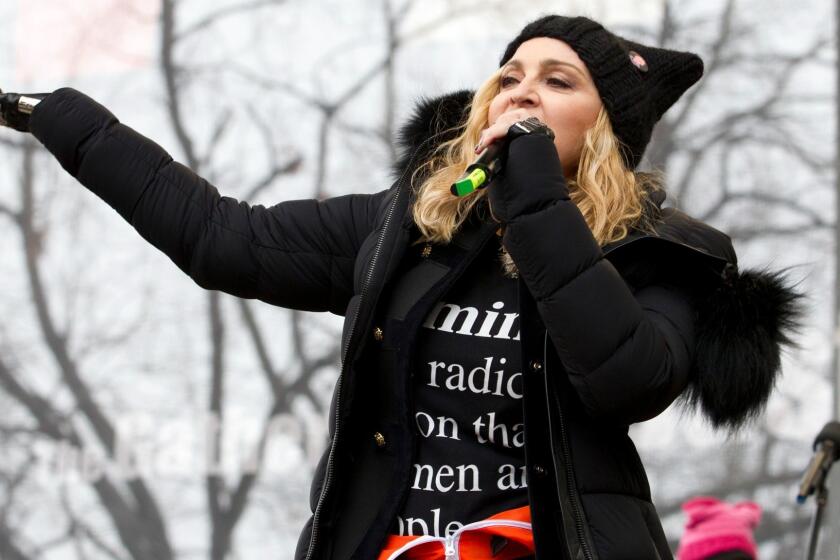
left=373, top=432, right=386, bottom=448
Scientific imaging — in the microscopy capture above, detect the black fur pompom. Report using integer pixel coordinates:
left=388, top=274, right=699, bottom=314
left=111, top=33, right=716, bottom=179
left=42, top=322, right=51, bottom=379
left=685, top=267, right=805, bottom=431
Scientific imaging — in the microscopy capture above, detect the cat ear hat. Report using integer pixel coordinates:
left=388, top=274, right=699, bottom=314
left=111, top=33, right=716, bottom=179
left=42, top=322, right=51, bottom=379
left=499, top=14, right=704, bottom=169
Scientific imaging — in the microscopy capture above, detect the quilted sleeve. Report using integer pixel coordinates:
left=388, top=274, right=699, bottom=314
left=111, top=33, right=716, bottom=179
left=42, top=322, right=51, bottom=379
left=490, top=133, right=697, bottom=423
left=28, top=88, right=388, bottom=314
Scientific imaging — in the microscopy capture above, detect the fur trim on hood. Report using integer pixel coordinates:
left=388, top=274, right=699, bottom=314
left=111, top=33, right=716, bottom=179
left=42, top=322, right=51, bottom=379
left=391, top=90, right=473, bottom=182
left=393, top=90, right=805, bottom=431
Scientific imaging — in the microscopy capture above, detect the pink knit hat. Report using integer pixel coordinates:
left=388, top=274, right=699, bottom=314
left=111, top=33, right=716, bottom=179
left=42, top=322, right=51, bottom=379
left=676, top=497, right=762, bottom=560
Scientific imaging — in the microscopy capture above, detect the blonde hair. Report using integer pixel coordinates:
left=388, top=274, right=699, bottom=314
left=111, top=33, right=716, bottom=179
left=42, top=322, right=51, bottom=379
left=410, top=67, right=663, bottom=271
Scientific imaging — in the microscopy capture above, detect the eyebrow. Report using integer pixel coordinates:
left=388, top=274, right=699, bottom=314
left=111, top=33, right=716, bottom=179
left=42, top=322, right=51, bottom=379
left=502, top=58, right=584, bottom=78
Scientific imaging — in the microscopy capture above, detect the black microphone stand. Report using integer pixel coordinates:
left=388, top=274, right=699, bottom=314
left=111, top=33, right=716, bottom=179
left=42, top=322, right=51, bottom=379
left=799, top=421, right=840, bottom=560
left=805, top=474, right=828, bottom=560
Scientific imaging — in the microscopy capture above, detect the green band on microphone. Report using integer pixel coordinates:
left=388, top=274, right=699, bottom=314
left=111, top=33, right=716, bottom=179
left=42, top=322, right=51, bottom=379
left=450, top=168, right=487, bottom=197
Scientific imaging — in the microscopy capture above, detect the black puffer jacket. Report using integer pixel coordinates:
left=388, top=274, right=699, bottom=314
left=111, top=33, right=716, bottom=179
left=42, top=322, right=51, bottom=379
left=28, top=88, right=800, bottom=560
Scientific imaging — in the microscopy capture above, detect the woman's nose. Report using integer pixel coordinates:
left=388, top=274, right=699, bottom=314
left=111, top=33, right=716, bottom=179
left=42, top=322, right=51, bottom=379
left=511, top=82, right=538, bottom=106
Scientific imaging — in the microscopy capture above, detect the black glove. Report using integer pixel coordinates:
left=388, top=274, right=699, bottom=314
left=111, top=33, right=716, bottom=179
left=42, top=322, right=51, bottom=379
left=0, top=90, right=49, bottom=132
left=487, top=121, right=567, bottom=223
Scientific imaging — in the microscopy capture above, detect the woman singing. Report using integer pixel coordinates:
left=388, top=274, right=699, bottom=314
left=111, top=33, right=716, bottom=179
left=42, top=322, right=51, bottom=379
left=1, top=14, right=800, bottom=560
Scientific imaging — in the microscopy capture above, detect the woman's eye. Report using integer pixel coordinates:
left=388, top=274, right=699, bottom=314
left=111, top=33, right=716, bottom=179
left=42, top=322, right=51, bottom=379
left=500, top=76, right=571, bottom=89
left=548, top=78, right=572, bottom=89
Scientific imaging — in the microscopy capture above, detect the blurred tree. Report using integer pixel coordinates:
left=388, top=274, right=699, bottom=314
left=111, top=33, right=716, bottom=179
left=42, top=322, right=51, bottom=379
left=634, top=0, right=833, bottom=556
left=0, top=0, right=834, bottom=557
left=0, top=0, right=522, bottom=558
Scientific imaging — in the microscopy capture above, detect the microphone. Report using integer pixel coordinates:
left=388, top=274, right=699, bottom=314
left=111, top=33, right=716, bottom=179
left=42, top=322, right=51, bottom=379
left=450, top=117, right=554, bottom=197
left=449, top=138, right=507, bottom=197
left=0, top=89, right=49, bottom=132
left=797, top=421, right=840, bottom=504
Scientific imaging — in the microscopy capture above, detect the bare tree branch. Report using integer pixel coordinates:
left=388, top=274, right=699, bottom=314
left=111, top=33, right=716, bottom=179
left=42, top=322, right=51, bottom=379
left=197, top=108, right=233, bottom=170
left=398, top=0, right=508, bottom=42
left=60, top=489, right=128, bottom=560
left=160, top=0, right=199, bottom=169
left=244, top=156, right=303, bottom=201
left=657, top=469, right=804, bottom=518
left=237, top=300, right=284, bottom=399
left=221, top=63, right=327, bottom=107
left=174, top=0, right=288, bottom=42
left=0, top=202, right=19, bottom=226
left=0, top=452, right=38, bottom=541
left=680, top=33, right=830, bottom=147
left=206, top=290, right=227, bottom=560
left=381, top=0, right=399, bottom=163
left=0, top=423, right=41, bottom=437
left=699, top=191, right=831, bottom=227
left=728, top=223, right=831, bottom=241
left=0, top=354, right=167, bottom=560
left=13, top=131, right=172, bottom=560
left=0, top=524, right=32, bottom=560
left=666, top=0, right=738, bottom=134
left=758, top=120, right=834, bottom=172
left=218, top=0, right=513, bottom=197
left=0, top=360, right=76, bottom=443
left=160, top=0, right=323, bottom=555
left=237, top=300, right=335, bottom=413
left=239, top=106, right=303, bottom=199
left=74, top=300, right=154, bottom=361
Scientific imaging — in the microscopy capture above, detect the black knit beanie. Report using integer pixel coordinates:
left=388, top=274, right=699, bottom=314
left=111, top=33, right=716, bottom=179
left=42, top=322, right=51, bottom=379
left=500, top=15, right=703, bottom=169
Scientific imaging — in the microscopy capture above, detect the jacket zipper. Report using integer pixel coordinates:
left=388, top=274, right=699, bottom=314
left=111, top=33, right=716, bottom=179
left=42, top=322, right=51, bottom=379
left=444, top=534, right=456, bottom=560
left=543, top=331, right=594, bottom=560
left=304, top=140, right=434, bottom=560
left=383, top=519, right=533, bottom=560
left=449, top=519, right=532, bottom=559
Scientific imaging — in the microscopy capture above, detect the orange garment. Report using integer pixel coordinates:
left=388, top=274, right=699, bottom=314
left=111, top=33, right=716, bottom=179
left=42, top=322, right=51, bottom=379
left=377, top=505, right=534, bottom=560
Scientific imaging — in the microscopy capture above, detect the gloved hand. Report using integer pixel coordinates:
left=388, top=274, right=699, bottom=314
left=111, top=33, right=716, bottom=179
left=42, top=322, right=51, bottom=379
left=0, top=90, right=49, bottom=132
left=486, top=131, right=568, bottom=224
left=476, top=112, right=567, bottom=223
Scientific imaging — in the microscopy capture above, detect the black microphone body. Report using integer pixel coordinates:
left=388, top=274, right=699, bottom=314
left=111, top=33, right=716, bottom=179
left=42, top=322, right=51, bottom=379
left=449, top=137, right=510, bottom=197
left=450, top=117, right=555, bottom=197
left=472, top=139, right=508, bottom=177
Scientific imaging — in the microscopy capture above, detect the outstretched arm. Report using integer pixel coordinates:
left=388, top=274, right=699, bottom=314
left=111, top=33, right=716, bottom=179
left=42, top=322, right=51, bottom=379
left=5, top=87, right=387, bottom=314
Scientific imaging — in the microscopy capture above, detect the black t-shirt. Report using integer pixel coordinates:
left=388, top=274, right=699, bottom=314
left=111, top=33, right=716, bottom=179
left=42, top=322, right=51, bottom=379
left=389, top=233, right=528, bottom=539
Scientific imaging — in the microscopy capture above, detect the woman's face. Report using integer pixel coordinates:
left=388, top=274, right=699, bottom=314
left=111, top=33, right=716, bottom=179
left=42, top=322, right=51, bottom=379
left=487, top=37, right=603, bottom=177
